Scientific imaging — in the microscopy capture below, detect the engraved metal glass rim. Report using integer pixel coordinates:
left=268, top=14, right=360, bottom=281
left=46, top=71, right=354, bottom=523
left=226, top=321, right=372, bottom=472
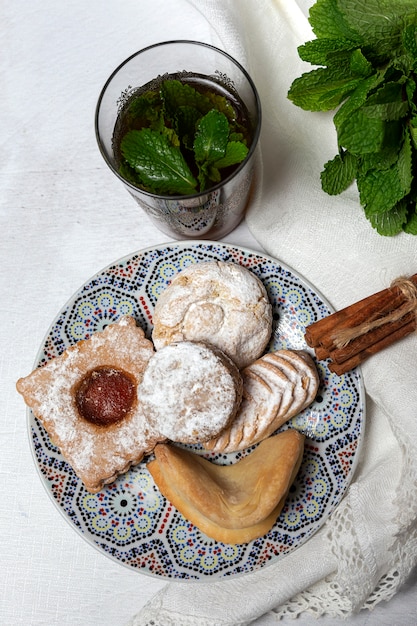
left=94, top=39, right=262, bottom=201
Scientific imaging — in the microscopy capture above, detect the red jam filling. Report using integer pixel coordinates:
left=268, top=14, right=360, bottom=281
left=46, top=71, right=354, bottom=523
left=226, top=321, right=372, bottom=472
left=76, top=367, right=136, bottom=426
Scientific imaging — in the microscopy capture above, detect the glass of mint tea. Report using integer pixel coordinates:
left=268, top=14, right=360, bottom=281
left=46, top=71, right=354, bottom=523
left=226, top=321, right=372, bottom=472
left=95, top=40, right=261, bottom=240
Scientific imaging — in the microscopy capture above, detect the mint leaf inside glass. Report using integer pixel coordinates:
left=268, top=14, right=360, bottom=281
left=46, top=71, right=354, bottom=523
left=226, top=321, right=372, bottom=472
left=115, top=77, right=251, bottom=196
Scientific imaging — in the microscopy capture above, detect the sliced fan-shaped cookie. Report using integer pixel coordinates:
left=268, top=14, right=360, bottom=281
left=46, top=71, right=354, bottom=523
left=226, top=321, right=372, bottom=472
left=263, top=350, right=318, bottom=406
left=205, top=350, right=319, bottom=453
left=207, top=365, right=286, bottom=453
left=147, top=429, right=305, bottom=544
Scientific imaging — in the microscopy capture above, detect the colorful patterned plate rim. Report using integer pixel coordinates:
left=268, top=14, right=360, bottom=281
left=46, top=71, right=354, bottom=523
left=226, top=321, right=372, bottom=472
left=27, top=241, right=365, bottom=580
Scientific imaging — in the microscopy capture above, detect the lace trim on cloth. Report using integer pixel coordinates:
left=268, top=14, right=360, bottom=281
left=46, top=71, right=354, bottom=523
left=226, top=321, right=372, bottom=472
left=270, top=534, right=417, bottom=621
left=269, top=402, right=417, bottom=621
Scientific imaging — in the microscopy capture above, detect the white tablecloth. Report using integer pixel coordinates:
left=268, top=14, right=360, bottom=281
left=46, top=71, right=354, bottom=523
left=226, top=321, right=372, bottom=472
left=2, top=1, right=416, bottom=624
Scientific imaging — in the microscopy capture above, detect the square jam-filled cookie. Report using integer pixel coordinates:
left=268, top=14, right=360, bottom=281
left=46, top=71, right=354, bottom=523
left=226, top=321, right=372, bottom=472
left=17, top=316, right=162, bottom=493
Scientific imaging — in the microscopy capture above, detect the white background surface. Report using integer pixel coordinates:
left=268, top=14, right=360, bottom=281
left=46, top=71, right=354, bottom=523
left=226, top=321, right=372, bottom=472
left=1, top=0, right=416, bottom=624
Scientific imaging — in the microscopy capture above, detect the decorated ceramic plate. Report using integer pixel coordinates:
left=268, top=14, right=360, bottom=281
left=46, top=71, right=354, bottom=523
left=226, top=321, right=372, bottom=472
left=28, top=241, right=365, bottom=580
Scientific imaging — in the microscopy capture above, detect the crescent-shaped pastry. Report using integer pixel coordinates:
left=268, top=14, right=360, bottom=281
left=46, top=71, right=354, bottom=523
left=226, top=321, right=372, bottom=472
left=138, top=341, right=243, bottom=444
left=147, top=429, right=305, bottom=544
left=205, top=349, right=319, bottom=453
left=151, top=261, right=273, bottom=369
left=16, top=316, right=162, bottom=493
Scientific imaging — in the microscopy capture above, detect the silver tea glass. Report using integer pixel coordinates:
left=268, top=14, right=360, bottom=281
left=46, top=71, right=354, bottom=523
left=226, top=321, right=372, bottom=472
left=95, top=40, right=261, bottom=240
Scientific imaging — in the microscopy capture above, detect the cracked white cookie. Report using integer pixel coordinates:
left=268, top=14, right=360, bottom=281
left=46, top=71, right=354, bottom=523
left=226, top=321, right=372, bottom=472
left=151, top=260, right=273, bottom=369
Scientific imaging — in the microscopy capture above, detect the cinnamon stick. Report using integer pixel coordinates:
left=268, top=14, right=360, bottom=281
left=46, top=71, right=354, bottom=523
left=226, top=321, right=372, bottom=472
left=305, top=273, right=417, bottom=349
left=313, top=345, right=330, bottom=361
left=305, top=273, right=417, bottom=375
left=304, top=290, right=384, bottom=347
left=328, top=318, right=416, bottom=375
left=329, top=310, right=415, bottom=365
left=321, top=291, right=406, bottom=352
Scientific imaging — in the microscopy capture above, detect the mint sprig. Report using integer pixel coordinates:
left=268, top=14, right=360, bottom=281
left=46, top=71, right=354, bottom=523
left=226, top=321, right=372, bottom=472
left=119, top=79, right=249, bottom=195
left=121, top=129, right=197, bottom=195
left=288, top=0, right=417, bottom=235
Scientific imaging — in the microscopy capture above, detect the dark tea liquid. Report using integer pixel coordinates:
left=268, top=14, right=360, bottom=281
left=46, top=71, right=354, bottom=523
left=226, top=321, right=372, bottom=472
left=112, top=71, right=254, bottom=193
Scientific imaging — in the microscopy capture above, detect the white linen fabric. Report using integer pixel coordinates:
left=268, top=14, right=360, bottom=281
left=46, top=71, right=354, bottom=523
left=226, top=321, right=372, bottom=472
left=129, top=1, right=417, bottom=624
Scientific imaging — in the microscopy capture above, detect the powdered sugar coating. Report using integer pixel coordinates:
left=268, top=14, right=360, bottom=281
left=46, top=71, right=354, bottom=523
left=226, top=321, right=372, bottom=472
left=152, top=261, right=273, bottom=369
left=16, top=316, right=161, bottom=493
left=139, top=341, right=243, bottom=443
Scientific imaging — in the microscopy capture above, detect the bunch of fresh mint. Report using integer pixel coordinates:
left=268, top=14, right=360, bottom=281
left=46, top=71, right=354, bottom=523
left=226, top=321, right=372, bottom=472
left=119, top=79, right=249, bottom=196
left=287, top=0, right=417, bottom=235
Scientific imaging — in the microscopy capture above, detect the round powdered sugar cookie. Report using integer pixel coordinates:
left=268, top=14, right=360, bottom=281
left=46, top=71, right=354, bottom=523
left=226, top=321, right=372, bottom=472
left=152, top=261, right=273, bottom=369
left=138, top=341, right=243, bottom=444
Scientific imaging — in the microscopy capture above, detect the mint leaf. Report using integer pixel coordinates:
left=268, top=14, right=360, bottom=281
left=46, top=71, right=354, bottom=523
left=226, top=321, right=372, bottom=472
left=175, top=105, right=202, bottom=149
left=367, top=199, right=408, bottom=235
left=349, top=49, right=373, bottom=76
left=404, top=205, right=417, bottom=234
left=194, top=109, right=229, bottom=164
left=298, top=38, right=359, bottom=65
left=160, top=124, right=181, bottom=147
left=321, top=151, right=357, bottom=194
left=397, top=128, right=413, bottom=194
left=406, top=78, right=417, bottom=115
left=205, top=90, right=236, bottom=122
left=214, top=141, right=249, bottom=169
left=288, top=65, right=363, bottom=111
left=410, top=116, right=417, bottom=149
left=358, top=164, right=407, bottom=215
left=338, top=108, right=386, bottom=153
left=200, top=163, right=222, bottom=188
left=359, top=146, right=400, bottom=173
left=119, top=161, right=143, bottom=186
left=229, top=131, right=245, bottom=142
left=127, top=90, right=162, bottom=125
left=121, top=129, right=197, bottom=195
left=363, top=81, right=409, bottom=121
left=403, top=23, right=417, bottom=62
left=339, top=0, right=417, bottom=61
left=309, top=0, right=362, bottom=40
left=333, top=71, right=386, bottom=130
left=161, top=80, right=213, bottom=119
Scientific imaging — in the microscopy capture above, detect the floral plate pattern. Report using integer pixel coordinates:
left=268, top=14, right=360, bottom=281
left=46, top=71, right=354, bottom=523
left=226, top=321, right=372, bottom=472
left=28, top=241, right=365, bottom=579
